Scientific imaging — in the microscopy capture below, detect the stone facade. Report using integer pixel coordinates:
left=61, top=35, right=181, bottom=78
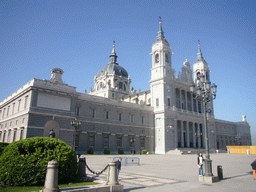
left=0, top=22, right=251, bottom=154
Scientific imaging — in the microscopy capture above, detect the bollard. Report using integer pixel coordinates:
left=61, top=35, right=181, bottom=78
left=42, top=160, right=59, bottom=192
left=217, top=165, right=223, bottom=180
left=106, top=162, right=119, bottom=186
left=78, top=157, right=86, bottom=178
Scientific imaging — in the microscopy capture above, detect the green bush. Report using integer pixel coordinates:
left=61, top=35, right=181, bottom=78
left=103, top=149, right=110, bottom=154
left=142, top=149, right=147, bottom=154
left=87, top=148, right=94, bottom=154
left=0, top=143, right=9, bottom=156
left=118, top=149, right=124, bottom=154
left=0, top=137, right=77, bottom=186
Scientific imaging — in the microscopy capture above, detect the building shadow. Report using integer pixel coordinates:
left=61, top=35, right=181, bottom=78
left=124, top=186, right=146, bottom=191
left=222, top=171, right=253, bottom=180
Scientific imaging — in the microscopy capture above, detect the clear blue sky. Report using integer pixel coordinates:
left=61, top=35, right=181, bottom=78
left=1, top=0, right=256, bottom=142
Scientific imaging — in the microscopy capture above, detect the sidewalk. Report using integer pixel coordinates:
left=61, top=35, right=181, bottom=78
left=84, top=153, right=256, bottom=192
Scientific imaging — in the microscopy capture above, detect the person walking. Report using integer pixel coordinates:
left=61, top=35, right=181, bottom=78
left=251, top=159, right=256, bottom=180
left=116, top=158, right=122, bottom=179
left=197, top=152, right=204, bottom=176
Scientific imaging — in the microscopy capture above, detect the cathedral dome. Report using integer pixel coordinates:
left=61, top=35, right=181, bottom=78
left=95, top=43, right=128, bottom=78
left=96, top=64, right=128, bottom=78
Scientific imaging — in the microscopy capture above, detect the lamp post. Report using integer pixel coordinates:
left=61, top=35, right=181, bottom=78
left=71, top=119, right=81, bottom=155
left=190, top=74, right=217, bottom=177
left=130, top=137, right=135, bottom=155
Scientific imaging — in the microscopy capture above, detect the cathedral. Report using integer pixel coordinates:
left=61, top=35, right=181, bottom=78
left=0, top=22, right=251, bottom=154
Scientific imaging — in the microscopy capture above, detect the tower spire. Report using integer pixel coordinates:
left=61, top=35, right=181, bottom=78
left=195, top=40, right=206, bottom=64
left=155, top=17, right=168, bottom=43
left=109, top=41, right=118, bottom=65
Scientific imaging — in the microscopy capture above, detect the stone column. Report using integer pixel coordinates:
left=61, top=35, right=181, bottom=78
left=186, top=122, right=190, bottom=148
left=193, top=123, right=196, bottom=148
left=174, top=119, right=178, bottom=148
left=106, top=162, right=119, bottom=186
left=42, top=160, right=59, bottom=192
left=181, top=121, right=184, bottom=148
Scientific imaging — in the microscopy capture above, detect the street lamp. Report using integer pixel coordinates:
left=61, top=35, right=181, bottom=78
left=130, top=137, right=135, bottom=155
left=190, top=74, right=217, bottom=177
left=71, top=119, right=81, bottom=154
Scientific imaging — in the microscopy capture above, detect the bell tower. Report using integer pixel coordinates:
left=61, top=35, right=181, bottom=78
left=193, top=42, right=214, bottom=116
left=150, top=20, right=174, bottom=154
left=193, top=42, right=210, bottom=85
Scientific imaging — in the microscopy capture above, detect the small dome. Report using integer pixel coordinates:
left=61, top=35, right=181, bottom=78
left=96, top=64, right=128, bottom=78
left=95, top=43, right=129, bottom=78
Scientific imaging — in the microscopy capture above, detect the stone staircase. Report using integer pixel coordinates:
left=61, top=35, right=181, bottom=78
left=166, top=148, right=225, bottom=155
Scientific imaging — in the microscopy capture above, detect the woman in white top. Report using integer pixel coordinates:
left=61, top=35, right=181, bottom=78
left=197, top=153, right=204, bottom=176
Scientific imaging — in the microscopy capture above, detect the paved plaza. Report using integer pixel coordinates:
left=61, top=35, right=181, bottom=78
left=84, top=153, right=256, bottom=192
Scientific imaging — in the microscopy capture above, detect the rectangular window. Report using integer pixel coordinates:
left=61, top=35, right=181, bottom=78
left=7, top=106, right=10, bottom=116
left=112, top=93, right=115, bottom=98
left=119, top=82, right=123, bottom=90
left=103, top=135, right=109, bottom=148
left=0, top=110, right=2, bottom=119
left=3, top=132, right=6, bottom=143
left=89, top=134, right=95, bottom=147
left=117, top=136, right=122, bottom=148
left=140, top=137, right=145, bottom=148
left=142, top=116, right=144, bottom=124
left=12, top=103, right=15, bottom=114
left=13, top=130, right=17, bottom=141
left=175, top=89, right=180, bottom=109
left=193, top=99, right=197, bottom=112
left=75, top=106, right=80, bottom=116
left=198, top=101, right=202, bottom=113
left=20, top=128, right=24, bottom=140
left=18, top=100, right=21, bottom=112
left=168, top=98, right=171, bottom=107
left=24, top=96, right=28, bottom=109
left=106, top=111, right=109, bottom=119
left=2, top=108, right=5, bottom=118
left=119, top=113, right=122, bottom=121
left=130, top=114, right=134, bottom=123
left=92, top=108, right=95, bottom=118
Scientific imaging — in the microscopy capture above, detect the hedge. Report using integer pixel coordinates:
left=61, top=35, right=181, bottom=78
left=0, top=137, right=77, bottom=186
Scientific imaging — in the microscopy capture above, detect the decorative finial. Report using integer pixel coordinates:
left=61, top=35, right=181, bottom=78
left=113, top=40, right=115, bottom=47
left=198, top=40, right=200, bottom=47
left=159, top=16, right=162, bottom=25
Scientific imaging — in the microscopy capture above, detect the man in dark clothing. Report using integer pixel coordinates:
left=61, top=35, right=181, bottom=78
left=251, top=159, right=256, bottom=179
left=116, top=158, right=122, bottom=178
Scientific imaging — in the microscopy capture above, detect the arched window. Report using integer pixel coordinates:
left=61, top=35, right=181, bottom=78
left=155, top=53, right=159, bottom=63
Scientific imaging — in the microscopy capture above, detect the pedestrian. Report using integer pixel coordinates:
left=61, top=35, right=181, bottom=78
left=251, top=158, right=256, bottom=180
left=116, top=157, right=122, bottom=179
left=197, top=152, right=204, bottom=176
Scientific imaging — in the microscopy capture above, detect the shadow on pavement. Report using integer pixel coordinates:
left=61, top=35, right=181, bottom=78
left=124, top=186, right=146, bottom=191
left=222, top=171, right=253, bottom=180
